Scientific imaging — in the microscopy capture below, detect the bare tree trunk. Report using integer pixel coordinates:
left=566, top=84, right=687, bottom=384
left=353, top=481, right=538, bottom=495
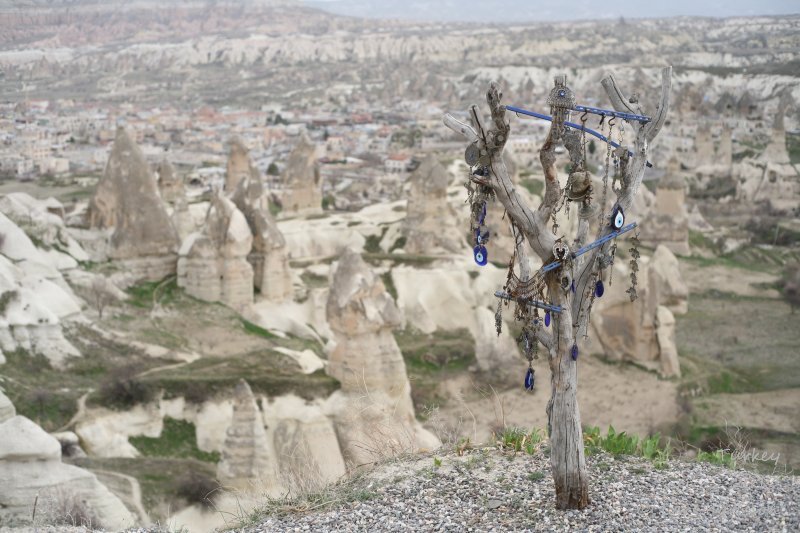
left=546, top=277, right=588, bottom=509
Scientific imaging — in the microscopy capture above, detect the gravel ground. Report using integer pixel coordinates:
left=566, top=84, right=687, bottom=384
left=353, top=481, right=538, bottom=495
left=240, top=448, right=799, bottom=533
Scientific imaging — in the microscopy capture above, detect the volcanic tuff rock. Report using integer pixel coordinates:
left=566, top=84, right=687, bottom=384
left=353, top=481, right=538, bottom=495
left=0, top=411, right=135, bottom=529
left=156, top=158, right=184, bottom=204
left=641, top=156, right=690, bottom=256
left=591, top=249, right=684, bottom=378
left=402, top=155, right=463, bottom=255
left=88, top=127, right=180, bottom=280
left=649, top=245, right=689, bottom=316
left=225, top=137, right=260, bottom=194
left=278, top=133, right=322, bottom=215
left=0, top=211, right=82, bottom=366
left=325, top=248, right=439, bottom=467
left=230, top=149, right=293, bottom=302
left=217, top=380, right=278, bottom=492
left=177, top=193, right=254, bottom=311
left=0, top=389, right=14, bottom=422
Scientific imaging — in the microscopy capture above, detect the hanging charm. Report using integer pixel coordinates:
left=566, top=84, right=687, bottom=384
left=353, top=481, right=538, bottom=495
left=611, top=204, right=625, bottom=230
left=595, top=279, right=605, bottom=298
left=626, top=232, right=641, bottom=302
left=524, top=366, right=535, bottom=391
left=571, top=343, right=579, bottom=361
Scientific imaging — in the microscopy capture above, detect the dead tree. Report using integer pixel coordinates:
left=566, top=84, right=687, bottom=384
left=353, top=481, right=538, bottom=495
left=443, top=68, right=671, bottom=509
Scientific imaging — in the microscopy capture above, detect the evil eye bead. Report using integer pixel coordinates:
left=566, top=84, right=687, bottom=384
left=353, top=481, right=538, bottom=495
left=611, top=205, right=625, bottom=230
left=558, top=89, right=566, bottom=97
left=571, top=344, right=579, bottom=361
left=544, top=311, right=551, bottom=327
left=595, top=280, right=605, bottom=298
left=524, top=367, right=535, bottom=391
left=473, top=245, right=488, bottom=266
left=475, top=225, right=490, bottom=245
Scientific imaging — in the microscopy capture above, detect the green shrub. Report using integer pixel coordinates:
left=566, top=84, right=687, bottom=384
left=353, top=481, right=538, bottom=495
left=496, top=427, right=543, bottom=454
left=585, top=426, right=671, bottom=468
left=697, top=449, right=736, bottom=468
left=129, top=417, right=220, bottom=463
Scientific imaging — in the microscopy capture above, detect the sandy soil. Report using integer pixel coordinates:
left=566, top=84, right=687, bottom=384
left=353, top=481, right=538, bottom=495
left=432, top=355, right=681, bottom=444
left=693, top=389, right=800, bottom=435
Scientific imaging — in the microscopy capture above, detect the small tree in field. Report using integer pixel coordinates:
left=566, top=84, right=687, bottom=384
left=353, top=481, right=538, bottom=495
left=443, top=67, right=671, bottom=509
left=90, top=276, right=116, bottom=320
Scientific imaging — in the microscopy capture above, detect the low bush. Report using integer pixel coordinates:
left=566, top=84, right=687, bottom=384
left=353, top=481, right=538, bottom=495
left=176, top=470, right=220, bottom=509
left=97, top=365, right=155, bottom=409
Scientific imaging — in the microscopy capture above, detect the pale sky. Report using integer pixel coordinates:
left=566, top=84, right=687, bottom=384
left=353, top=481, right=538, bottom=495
left=306, top=0, right=800, bottom=22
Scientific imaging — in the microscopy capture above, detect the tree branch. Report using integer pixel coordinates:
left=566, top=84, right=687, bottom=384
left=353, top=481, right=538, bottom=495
left=571, top=67, right=672, bottom=322
left=444, top=82, right=556, bottom=262
left=534, top=327, right=554, bottom=352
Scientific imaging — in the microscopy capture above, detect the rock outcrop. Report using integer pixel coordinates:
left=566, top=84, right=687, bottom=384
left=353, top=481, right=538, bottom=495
left=89, top=127, right=180, bottom=281
left=735, top=107, right=798, bottom=210
left=0, top=389, right=14, bottom=422
left=649, top=245, right=689, bottom=315
left=641, top=157, right=690, bottom=256
left=325, top=249, right=439, bottom=467
left=278, top=133, right=322, bottom=215
left=0, top=211, right=82, bottom=366
left=156, top=159, right=184, bottom=204
left=231, top=159, right=293, bottom=302
left=0, top=409, right=135, bottom=529
left=217, top=380, right=278, bottom=492
left=225, top=137, right=260, bottom=194
left=402, top=155, right=462, bottom=255
left=177, top=194, right=254, bottom=311
left=693, top=123, right=714, bottom=167
left=591, top=247, right=686, bottom=378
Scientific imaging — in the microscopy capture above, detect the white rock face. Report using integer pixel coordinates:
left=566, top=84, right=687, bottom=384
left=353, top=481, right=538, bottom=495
left=177, top=194, right=254, bottom=311
left=0, top=193, right=89, bottom=266
left=0, top=389, right=15, bottom=422
left=0, top=415, right=135, bottom=529
left=391, top=260, right=523, bottom=378
left=0, top=213, right=82, bottom=366
left=75, top=404, right=165, bottom=458
left=263, top=394, right=346, bottom=492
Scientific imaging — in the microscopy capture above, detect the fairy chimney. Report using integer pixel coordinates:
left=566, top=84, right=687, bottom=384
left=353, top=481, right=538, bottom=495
left=402, top=155, right=462, bottom=255
left=279, top=133, right=322, bottom=215
left=156, top=159, right=184, bottom=204
left=641, top=156, right=690, bottom=256
left=225, top=137, right=260, bottom=193
left=325, top=249, right=439, bottom=465
left=217, top=380, right=278, bottom=491
left=177, top=193, right=254, bottom=311
left=232, top=175, right=293, bottom=302
left=91, top=127, right=180, bottom=280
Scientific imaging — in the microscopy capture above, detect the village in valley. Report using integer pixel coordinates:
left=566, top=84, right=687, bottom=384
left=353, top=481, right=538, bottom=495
left=0, top=1, right=798, bottom=530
